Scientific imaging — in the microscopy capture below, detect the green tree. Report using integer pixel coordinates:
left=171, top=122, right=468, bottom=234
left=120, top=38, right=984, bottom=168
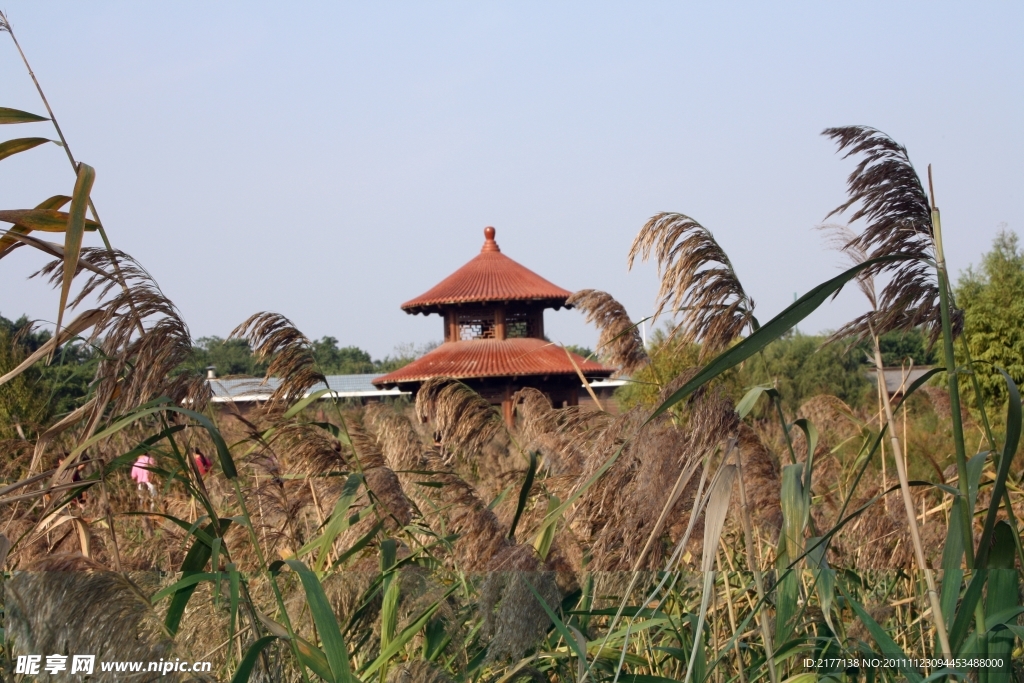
left=192, top=336, right=264, bottom=376
left=956, top=229, right=1024, bottom=407
left=747, top=332, right=870, bottom=413
left=875, top=328, right=938, bottom=367
left=0, top=314, right=98, bottom=427
left=0, top=327, right=49, bottom=438
left=311, top=337, right=376, bottom=374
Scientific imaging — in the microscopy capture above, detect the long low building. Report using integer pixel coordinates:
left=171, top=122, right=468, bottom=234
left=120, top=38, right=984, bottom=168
left=206, top=373, right=627, bottom=412
left=208, top=374, right=409, bottom=405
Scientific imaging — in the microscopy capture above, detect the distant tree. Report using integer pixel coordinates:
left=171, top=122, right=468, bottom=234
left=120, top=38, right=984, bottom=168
left=956, top=229, right=1024, bottom=407
left=372, top=341, right=439, bottom=373
left=875, top=328, right=938, bottom=367
left=311, top=337, right=375, bottom=374
left=193, top=336, right=264, bottom=376
left=564, top=344, right=595, bottom=360
left=0, top=314, right=98, bottom=433
left=746, top=332, right=870, bottom=413
left=0, top=327, right=48, bottom=439
left=615, top=327, right=743, bottom=411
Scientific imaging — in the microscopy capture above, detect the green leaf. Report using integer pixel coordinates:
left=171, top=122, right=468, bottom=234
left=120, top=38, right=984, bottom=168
left=842, top=589, right=922, bottom=682
left=151, top=572, right=223, bottom=603
left=284, top=559, right=354, bottom=683
left=507, top=450, right=538, bottom=542
left=949, top=571, right=986, bottom=654
left=976, top=370, right=1021, bottom=569
left=792, top=418, right=818, bottom=508
left=0, top=107, right=49, bottom=124
left=940, top=495, right=966, bottom=639
left=331, top=519, right=386, bottom=568
left=164, top=518, right=232, bottom=636
left=312, top=474, right=363, bottom=572
left=522, top=577, right=587, bottom=663
left=361, top=588, right=454, bottom=678
left=0, top=137, right=51, bottom=162
left=230, top=636, right=278, bottom=683
left=0, top=208, right=99, bottom=232
left=650, top=253, right=914, bottom=419
left=736, top=385, right=777, bottom=419
left=984, top=522, right=1019, bottom=683
left=807, top=535, right=837, bottom=635
left=283, top=388, right=332, bottom=420
left=56, top=163, right=96, bottom=337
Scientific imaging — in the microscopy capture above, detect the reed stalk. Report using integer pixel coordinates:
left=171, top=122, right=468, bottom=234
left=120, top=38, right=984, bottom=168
left=870, top=326, right=952, bottom=659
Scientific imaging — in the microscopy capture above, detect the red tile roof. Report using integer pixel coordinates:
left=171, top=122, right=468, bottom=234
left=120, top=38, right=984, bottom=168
left=372, top=338, right=614, bottom=387
left=401, top=227, right=573, bottom=314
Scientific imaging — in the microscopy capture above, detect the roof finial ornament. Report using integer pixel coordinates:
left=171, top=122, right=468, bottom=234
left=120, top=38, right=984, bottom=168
left=482, top=226, right=500, bottom=252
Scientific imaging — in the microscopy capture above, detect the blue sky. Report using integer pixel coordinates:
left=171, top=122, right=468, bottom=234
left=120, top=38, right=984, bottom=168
left=2, top=2, right=1021, bottom=358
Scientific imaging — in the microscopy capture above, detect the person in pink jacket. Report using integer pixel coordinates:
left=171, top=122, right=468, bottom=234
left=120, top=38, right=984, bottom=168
left=131, top=453, right=157, bottom=498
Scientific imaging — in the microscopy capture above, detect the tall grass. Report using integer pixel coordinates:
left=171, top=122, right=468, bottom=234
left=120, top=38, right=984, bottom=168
left=0, top=22, right=1021, bottom=682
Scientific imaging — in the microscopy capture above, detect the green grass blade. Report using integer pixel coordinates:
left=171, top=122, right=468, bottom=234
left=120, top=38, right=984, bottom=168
left=165, top=518, right=232, bottom=636
left=313, top=474, right=364, bottom=571
left=984, top=522, right=1019, bottom=683
left=735, top=385, right=777, bottom=419
left=230, top=636, right=278, bottom=683
left=842, top=589, right=923, bottom=682
left=507, top=450, right=538, bottom=542
left=949, top=571, right=986, bottom=654
left=361, top=586, right=456, bottom=678
left=283, top=388, right=332, bottom=420
left=523, top=577, right=587, bottom=663
left=151, top=572, right=222, bottom=604
left=976, top=370, right=1021, bottom=569
left=285, top=559, right=354, bottom=683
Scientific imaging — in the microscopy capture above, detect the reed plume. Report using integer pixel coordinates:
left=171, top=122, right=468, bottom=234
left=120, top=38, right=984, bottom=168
left=415, top=378, right=503, bottom=464
left=566, top=387, right=738, bottom=570
left=566, top=289, right=648, bottom=375
left=231, top=312, right=326, bottom=408
left=6, top=554, right=211, bottom=681
left=365, top=403, right=525, bottom=572
left=365, top=404, right=559, bottom=662
left=628, top=213, right=754, bottom=356
left=822, top=126, right=961, bottom=343
left=514, top=387, right=612, bottom=476
left=33, top=249, right=209, bottom=422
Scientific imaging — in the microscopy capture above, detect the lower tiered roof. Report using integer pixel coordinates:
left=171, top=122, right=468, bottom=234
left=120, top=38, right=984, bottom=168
left=372, top=338, right=613, bottom=388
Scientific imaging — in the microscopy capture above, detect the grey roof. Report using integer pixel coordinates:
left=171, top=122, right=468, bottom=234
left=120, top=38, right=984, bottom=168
left=865, top=367, right=933, bottom=394
left=208, top=374, right=627, bottom=403
left=209, top=374, right=407, bottom=403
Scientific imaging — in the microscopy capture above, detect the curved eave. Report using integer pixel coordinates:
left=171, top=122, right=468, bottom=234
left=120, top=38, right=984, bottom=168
left=371, top=338, right=615, bottom=388
left=402, top=297, right=572, bottom=316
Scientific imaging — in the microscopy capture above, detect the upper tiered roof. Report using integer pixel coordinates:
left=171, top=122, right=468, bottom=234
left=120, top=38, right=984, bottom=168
left=401, top=227, right=572, bottom=315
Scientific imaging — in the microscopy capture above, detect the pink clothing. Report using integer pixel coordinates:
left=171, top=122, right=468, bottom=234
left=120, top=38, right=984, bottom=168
left=131, top=454, right=155, bottom=484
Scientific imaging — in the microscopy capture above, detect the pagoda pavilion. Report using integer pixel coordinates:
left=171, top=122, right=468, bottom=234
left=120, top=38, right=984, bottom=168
left=373, top=227, right=614, bottom=425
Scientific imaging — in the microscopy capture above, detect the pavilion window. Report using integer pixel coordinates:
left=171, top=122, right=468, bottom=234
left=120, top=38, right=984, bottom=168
left=457, top=311, right=496, bottom=340
left=506, top=310, right=536, bottom=338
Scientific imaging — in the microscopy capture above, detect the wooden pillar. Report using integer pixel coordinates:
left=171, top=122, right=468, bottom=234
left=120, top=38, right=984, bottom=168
left=502, top=399, right=514, bottom=428
left=495, top=305, right=506, bottom=340
left=447, top=311, right=459, bottom=342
